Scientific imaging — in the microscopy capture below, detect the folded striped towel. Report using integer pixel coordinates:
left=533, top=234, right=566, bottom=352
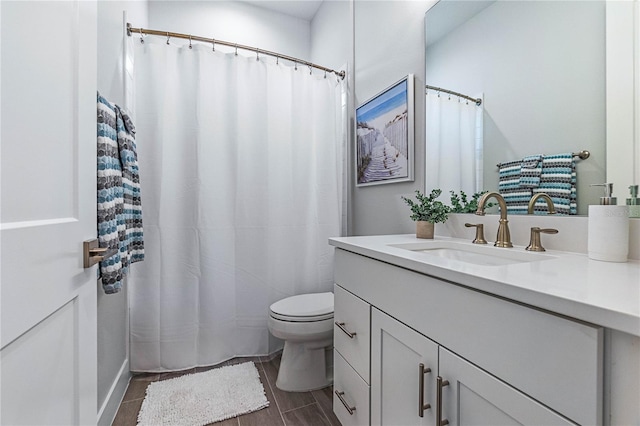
left=97, top=93, right=144, bottom=294
left=498, top=159, right=531, bottom=215
left=519, top=154, right=543, bottom=188
left=537, top=153, right=577, bottom=215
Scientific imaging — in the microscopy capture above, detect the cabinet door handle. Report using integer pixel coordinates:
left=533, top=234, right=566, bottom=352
left=335, top=321, right=357, bottom=338
left=418, top=363, right=432, bottom=417
left=335, top=390, right=356, bottom=415
left=437, top=376, right=450, bottom=426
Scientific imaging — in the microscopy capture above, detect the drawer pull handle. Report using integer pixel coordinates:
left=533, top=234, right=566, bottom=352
left=418, top=363, right=432, bottom=417
left=335, top=390, right=356, bottom=415
left=437, top=376, right=450, bottom=426
left=335, top=321, right=357, bottom=338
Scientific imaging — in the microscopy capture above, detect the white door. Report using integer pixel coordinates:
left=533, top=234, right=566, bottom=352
left=1, top=1, right=98, bottom=424
left=371, top=308, right=439, bottom=426
left=438, top=347, right=576, bottom=426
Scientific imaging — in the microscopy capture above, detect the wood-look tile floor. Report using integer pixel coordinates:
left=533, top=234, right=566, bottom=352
left=112, top=354, right=341, bottom=426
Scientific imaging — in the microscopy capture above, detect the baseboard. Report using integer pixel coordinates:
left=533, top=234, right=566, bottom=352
left=97, top=359, right=131, bottom=426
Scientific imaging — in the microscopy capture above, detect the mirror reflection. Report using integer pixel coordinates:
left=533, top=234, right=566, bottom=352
left=425, top=0, right=606, bottom=215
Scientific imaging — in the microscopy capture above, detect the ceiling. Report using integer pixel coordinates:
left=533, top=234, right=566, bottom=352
left=240, top=0, right=324, bottom=21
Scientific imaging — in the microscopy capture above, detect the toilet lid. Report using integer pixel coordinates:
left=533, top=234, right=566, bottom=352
left=269, top=292, right=334, bottom=322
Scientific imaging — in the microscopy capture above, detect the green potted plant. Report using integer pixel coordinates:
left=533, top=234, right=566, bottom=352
left=401, top=189, right=450, bottom=239
left=449, top=190, right=494, bottom=213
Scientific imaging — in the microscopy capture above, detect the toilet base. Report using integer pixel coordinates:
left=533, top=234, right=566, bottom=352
left=275, top=339, right=333, bottom=392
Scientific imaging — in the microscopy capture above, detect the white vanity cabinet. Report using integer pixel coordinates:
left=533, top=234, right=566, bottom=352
left=333, top=248, right=605, bottom=425
left=371, top=308, right=439, bottom=425
left=371, top=308, right=576, bottom=426
left=438, top=347, right=575, bottom=425
left=333, top=284, right=371, bottom=425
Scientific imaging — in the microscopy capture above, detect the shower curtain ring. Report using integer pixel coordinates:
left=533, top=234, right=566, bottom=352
left=139, top=28, right=144, bottom=44
left=309, top=65, right=312, bottom=75
left=189, top=35, right=193, bottom=49
left=276, top=56, right=279, bottom=65
left=166, top=32, right=170, bottom=45
left=256, top=49, right=259, bottom=61
left=324, top=70, right=327, bottom=79
left=235, top=44, right=238, bottom=56
left=295, top=61, right=298, bottom=71
left=212, top=38, right=215, bottom=51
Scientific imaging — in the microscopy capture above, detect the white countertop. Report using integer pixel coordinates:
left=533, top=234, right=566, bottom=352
left=329, top=234, right=640, bottom=337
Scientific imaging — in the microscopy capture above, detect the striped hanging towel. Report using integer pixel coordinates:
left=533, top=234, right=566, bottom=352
left=519, top=154, right=543, bottom=188
left=498, top=159, right=531, bottom=215
left=536, top=153, right=577, bottom=215
left=97, top=93, right=144, bottom=294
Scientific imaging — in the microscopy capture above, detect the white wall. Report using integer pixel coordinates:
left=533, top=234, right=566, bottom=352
left=97, top=1, right=148, bottom=424
left=98, top=0, right=148, bottom=105
left=148, top=0, right=311, bottom=59
left=311, top=0, right=351, bottom=71
left=353, top=0, right=436, bottom=236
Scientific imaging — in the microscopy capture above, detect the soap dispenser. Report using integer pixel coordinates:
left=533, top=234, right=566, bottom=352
left=627, top=185, right=640, bottom=218
left=588, top=183, right=629, bottom=262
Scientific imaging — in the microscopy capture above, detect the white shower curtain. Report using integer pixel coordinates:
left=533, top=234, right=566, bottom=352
left=129, top=38, right=345, bottom=372
left=425, top=91, right=483, bottom=195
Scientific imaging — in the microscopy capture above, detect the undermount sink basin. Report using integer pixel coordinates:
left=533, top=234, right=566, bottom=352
left=388, top=241, right=555, bottom=266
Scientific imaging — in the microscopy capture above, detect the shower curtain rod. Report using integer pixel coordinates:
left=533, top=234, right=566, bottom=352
left=127, top=23, right=346, bottom=80
left=426, top=84, right=482, bottom=106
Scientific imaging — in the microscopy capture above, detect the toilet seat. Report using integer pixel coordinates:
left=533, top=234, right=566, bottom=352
left=269, top=292, right=334, bottom=322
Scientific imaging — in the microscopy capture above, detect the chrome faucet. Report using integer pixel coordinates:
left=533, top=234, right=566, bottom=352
left=475, top=192, right=512, bottom=247
left=527, top=193, right=556, bottom=215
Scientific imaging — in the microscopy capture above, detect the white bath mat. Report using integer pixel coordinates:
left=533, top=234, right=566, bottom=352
left=137, top=361, right=269, bottom=425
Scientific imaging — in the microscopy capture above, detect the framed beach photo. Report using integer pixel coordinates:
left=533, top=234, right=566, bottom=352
left=356, top=74, right=414, bottom=186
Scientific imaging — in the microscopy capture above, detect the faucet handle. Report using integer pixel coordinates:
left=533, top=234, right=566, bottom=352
left=465, top=223, right=487, bottom=244
left=526, top=227, right=558, bottom=252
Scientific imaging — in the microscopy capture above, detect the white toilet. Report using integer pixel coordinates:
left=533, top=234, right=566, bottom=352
left=268, top=292, right=334, bottom=392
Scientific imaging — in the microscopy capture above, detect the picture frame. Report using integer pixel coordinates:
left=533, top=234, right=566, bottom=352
left=356, top=74, right=414, bottom=187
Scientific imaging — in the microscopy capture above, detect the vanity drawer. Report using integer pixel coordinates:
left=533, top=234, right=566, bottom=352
left=335, top=249, right=603, bottom=426
left=333, top=349, right=370, bottom=426
left=334, top=283, right=370, bottom=383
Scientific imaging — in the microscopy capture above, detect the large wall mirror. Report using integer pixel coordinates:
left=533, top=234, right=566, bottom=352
left=425, top=0, right=607, bottom=215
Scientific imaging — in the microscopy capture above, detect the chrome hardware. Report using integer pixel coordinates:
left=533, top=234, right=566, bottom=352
left=83, top=239, right=118, bottom=268
left=476, top=192, right=512, bottom=248
left=464, top=223, right=487, bottom=244
left=437, top=376, right=449, bottom=426
left=419, top=363, right=432, bottom=417
left=335, top=322, right=357, bottom=339
left=527, top=193, right=557, bottom=215
left=335, top=390, right=356, bottom=415
left=526, top=227, right=558, bottom=252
